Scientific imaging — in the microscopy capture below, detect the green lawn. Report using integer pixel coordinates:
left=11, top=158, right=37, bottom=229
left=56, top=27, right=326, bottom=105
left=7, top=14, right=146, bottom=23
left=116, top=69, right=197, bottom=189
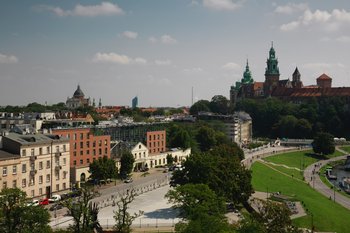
left=252, top=162, right=350, bottom=233
left=264, top=149, right=344, bottom=171
left=340, top=146, right=350, bottom=153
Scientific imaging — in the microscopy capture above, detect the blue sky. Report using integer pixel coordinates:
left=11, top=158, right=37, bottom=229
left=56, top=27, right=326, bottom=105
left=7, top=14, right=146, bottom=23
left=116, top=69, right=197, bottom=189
left=1, top=0, right=350, bottom=107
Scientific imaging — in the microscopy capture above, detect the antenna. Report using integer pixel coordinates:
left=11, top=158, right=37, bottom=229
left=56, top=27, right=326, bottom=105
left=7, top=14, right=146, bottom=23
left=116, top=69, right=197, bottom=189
left=191, top=86, right=194, bottom=106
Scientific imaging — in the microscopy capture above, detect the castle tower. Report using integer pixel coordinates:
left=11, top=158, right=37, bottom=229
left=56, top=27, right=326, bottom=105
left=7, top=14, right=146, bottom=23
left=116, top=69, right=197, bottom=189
left=292, top=67, right=303, bottom=88
left=264, top=42, right=280, bottom=96
left=242, top=59, right=254, bottom=84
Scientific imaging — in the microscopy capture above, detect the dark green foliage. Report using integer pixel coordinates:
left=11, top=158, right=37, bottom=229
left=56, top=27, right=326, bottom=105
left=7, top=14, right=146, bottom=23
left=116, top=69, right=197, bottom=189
left=166, top=153, right=174, bottom=166
left=189, top=100, right=211, bottom=115
left=120, top=151, right=135, bottom=177
left=168, top=124, right=192, bottom=149
left=210, top=95, right=231, bottom=114
left=196, top=126, right=217, bottom=152
left=236, top=97, right=350, bottom=139
left=312, top=132, right=335, bottom=155
left=0, top=188, right=51, bottom=233
left=89, top=156, right=118, bottom=183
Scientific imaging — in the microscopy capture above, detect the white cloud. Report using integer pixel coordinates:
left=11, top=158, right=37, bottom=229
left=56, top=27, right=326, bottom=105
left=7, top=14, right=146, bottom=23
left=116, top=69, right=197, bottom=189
left=41, top=2, right=124, bottom=17
left=336, top=36, right=350, bottom=43
left=280, top=9, right=350, bottom=32
left=274, top=3, right=308, bottom=15
left=222, top=62, right=241, bottom=71
left=303, top=62, right=344, bottom=71
left=161, top=35, right=177, bottom=44
left=203, top=0, right=242, bottom=11
left=0, top=53, right=18, bottom=64
left=148, top=36, right=158, bottom=43
left=149, top=35, right=178, bottom=44
left=92, top=52, right=147, bottom=65
left=155, top=59, right=172, bottom=66
left=122, top=31, right=138, bottom=39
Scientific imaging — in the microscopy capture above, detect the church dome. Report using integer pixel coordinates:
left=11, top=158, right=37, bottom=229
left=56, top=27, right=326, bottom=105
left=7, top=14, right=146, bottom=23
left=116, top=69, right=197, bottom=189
left=73, top=85, right=85, bottom=98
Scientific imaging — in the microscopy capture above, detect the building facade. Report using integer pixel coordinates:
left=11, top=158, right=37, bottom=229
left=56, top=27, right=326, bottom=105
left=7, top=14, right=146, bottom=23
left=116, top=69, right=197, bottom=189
left=52, top=128, right=111, bottom=185
left=66, top=85, right=90, bottom=109
left=0, top=133, right=70, bottom=198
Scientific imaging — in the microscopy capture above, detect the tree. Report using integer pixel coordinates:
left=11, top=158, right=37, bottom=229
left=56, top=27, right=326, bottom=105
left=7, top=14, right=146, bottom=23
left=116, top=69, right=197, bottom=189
left=312, top=132, right=335, bottom=155
left=251, top=199, right=302, bottom=233
left=166, top=184, right=236, bottom=233
left=196, top=126, right=217, bottom=152
left=189, top=100, right=210, bottom=115
left=114, top=189, right=143, bottom=233
left=89, top=157, right=118, bottom=183
left=209, top=95, right=230, bottom=114
left=120, top=151, right=135, bottom=178
left=0, top=188, right=51, bottom=233
left=62, top=185, right=102, bottom=233
left=166, top=154, right=174, bottom=166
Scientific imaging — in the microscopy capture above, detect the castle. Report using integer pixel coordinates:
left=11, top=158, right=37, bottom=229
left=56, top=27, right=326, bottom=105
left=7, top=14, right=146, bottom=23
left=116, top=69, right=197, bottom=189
left=230, top=43, right=350, bottom=106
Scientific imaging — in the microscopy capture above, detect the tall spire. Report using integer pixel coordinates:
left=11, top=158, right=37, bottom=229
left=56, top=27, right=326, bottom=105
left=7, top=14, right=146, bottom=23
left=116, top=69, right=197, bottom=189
left=265, top=42, right=279, bottom=75
left=242, top=59, right=254, bottom=84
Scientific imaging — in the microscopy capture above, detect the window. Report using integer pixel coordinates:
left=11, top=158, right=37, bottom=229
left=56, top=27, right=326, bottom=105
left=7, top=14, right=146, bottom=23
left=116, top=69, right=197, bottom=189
left=47, top=146, right=50, bottom=154
left=99, top=148, right=102, bottom=155
left=80, top=159, right=83, bottom=165
left=2, top=182, right=7, bottom=189
left=93, top=149, right=96, bottom=156
left=12, top=180, right=16, bottom=188
left=80, top=150, right=83, bottom=156
left=31, top=149, right=35, bottom=156
left=93, top=158, right=96, bottom=161
left=63, top=171, right=67, bottom=179
left=12, top=165, right=17, bottom=174
left=22, top=149, right=26, bottom=156
left=80, top=133, right=83, bottom=140
left=46, top=174, right=50, bottom=183
left=105, top=148, right=107, bottom=154
left=93, top=141, right=96, bottom=147
left=63, top=145, right=67, bottom=152
left=56, top=146, right=59, bottom=152
left=99, top=140, right=102, bottom=146
left=63, top=183, right=66, bottom=189
left=46, top=161, right=50, bottom=169
left=22, top=164, right=26, bottom=173
left=143, top=152, right=146, bottom=157
left=86, top=141, right=90, bottom=147
left=73, top=160, right=77, bottom=166
left=105, top=140, right=107, bottom=145
left=87, top=158, right=90, bottom=164
left=86, top=150, right=90, bottom=155
left=153, top=135, right=156, bottom=140
left=39, top=188, right=42, bottom=195
left=80, top=142, right=83, bottom=148
left=39, top=162, right=43, bottom=170
left=56, top=184, right=59, bottom=191
left=73, top=151, right=77, bottom=157
left=149, top=135, right=151, bottom=140
left=73, top=143, right=77, bottom=150
left=39, top=147, right=43, bottom=155
left=157, top=135, right=160, bottom=140
left=73, top=133, right=76, bottom=140
left=87, top=133, right=90, bottom=139
left=39, top=175, right=43, bottom=184
left=56, top=171, right=60, bottom=180
left=63, top=158, right=66, bottom=165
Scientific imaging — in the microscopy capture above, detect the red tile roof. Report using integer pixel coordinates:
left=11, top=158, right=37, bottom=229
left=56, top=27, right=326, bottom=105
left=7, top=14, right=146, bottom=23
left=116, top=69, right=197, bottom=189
left=317, top=73, right=332, bottom=80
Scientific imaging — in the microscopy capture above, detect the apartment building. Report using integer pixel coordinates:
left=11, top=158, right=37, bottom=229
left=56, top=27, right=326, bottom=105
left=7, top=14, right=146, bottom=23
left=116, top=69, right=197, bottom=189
left=0, top=133, right=70, bottom=198
left=146, top=130, right=166, bottom=154
left=52, top=128, right=110, bottom=185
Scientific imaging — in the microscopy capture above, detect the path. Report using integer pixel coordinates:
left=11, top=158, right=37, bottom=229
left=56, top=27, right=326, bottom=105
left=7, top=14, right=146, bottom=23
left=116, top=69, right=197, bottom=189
left=303, top=148, right=350, bottom=210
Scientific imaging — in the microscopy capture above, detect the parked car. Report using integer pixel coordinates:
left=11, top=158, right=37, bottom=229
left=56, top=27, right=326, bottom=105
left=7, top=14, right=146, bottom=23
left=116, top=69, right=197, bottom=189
left=39, top=198, right=49, bottom=205
left=26, top=199, right=39, bottom=207
left=124, top=178, right=133, bottom=183
left=49, top=194, right=61, bottom=203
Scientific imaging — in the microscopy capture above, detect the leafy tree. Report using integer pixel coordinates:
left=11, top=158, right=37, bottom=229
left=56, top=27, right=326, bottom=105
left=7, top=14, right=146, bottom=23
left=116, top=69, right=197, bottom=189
left=89, top=156, right=118, bottom=183
left=312, top=132, right=335, bottom=155
left=166, top=154, right=174, bottom=166
left=62, top=185, right=102, bottom=233
left=252, top=199, right=302, bottom=233
left=114, top=189, right=143, bottom=233
left=210, top=95, right=230, bottom=114
left=0, top=188, right=51, bottom=233
left=196, top=126, right=217, bottom=152
left=167, top=124, right=193, bottom=149
left=120, top=151, right=135, bottom=178
left=189, top=100, right=210, bottom=115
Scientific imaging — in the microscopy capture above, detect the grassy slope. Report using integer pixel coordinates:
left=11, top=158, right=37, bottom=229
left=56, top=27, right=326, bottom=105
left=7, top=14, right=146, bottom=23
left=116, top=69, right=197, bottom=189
left=252, top=162, right=350, bottom=233
left=340, top=146, right=350, bottom=153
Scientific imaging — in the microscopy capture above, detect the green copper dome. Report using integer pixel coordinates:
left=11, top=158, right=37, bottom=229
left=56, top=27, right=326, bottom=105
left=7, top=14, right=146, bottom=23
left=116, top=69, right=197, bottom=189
left=265, top=42, right=280, bottom=75
left=241, top=60, right=254, bottom=84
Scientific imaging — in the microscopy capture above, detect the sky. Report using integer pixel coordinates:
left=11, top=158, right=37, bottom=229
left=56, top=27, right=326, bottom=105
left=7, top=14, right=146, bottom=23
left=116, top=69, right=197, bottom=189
left=1, top=0, right=350, bottom=107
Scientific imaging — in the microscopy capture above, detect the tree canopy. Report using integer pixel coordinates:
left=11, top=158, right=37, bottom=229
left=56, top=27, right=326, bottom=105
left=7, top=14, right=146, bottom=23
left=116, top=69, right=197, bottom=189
left=89, top=156, right=118, bottom=183
left=120, top=151, right=135, bottom=178
left=312, top=132, right=335, bottom=155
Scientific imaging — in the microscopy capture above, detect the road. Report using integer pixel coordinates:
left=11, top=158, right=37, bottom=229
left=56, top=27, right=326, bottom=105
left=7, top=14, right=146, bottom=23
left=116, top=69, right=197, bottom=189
left=303, top=149, right=350, bottom=210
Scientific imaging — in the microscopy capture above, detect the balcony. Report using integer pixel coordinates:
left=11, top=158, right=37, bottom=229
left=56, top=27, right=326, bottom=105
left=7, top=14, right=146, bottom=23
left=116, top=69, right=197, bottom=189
left=55, top=152, right=62, bottom=157
left=55, top=165, right=62, bottom=171
left=29, top=170, right=37, bottom=176
left=30, top=155, right=37, bottom=161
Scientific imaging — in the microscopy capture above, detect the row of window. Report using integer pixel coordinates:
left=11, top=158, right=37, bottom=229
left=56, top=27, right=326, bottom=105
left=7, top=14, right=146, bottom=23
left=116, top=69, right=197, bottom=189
left=22, top=145, right=67, bottom=157
left=72, top=157, right=102, bottom=166
left=72, top=140, right=109, bottom=149
left=2, top=178, right=67, bottom=192
left=73, top=148, right=108, bottom=156
left=148, top=134, right=165, bottom=141
left=148, top=141, right=164, bottom=148
left=134, top=151, right=147, bottom=159
left=2, top=158, right=67, bottom=176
